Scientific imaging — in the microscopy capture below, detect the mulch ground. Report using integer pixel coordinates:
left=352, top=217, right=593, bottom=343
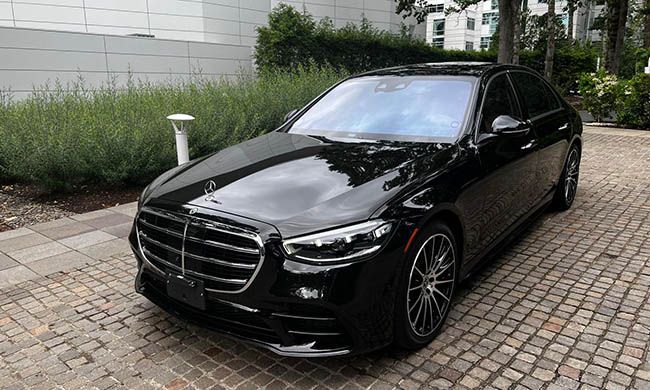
left=0, top=183, right=141, bottom=232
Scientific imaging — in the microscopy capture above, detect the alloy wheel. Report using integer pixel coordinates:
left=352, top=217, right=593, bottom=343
left=565, top=148, right=580, bottom=204
left=407, top=234, right=455, bottom=337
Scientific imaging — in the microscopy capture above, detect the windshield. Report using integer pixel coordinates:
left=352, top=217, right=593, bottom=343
left=288, top=76, right=475, bottom=142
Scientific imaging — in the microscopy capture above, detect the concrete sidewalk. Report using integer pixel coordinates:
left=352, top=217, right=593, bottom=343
left=0, top=203, right=137, bottom=288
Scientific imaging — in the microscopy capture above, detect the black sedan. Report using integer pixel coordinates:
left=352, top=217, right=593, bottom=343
left=130, top=62, right=582, bottom=357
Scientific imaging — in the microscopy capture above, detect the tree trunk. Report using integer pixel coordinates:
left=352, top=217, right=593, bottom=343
left=497, top=0, right=521, bottom=64
left=513, top=10, right=522, bottom=64
left=604, top=0, right=629, bottom=75
left=567, top=1, right=575, bottom=41
left=643, top=0, right=650, bottom=49
left=545, top=0, right=556, bottom=78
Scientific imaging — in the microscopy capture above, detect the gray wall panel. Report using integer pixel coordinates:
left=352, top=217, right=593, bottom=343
left=0, top=26, right=252, bottom=97
left=0, top=28, right=105, bottom=51
left=1, top=48, right=107, bottom=71
left=191, top=58, right=247, bottom=74
left=84, top=0, right=148, bottom=13
left=106, top=53, right=190, bottom=73
left=0, top=2, right=13, bottom=19
left=188, top=40, right=250, bottom=59
left=15, top=0, right=82, bottom=6
left=84, top=8, right=149, bottom=28
left=105, top=35, right=188, bottom=56
left=12, top=3, right=85, bottom=25
left=87, top=25, right=151, bottom=36
left=0, top=70, right=108, bottom=90
left=14, top=20, right=87, bottom=32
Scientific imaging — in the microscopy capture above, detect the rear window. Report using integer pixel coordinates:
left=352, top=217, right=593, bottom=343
left=510, top=72, right=560, bottom=118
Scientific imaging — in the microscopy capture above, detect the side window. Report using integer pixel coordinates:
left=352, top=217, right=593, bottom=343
left=480, top=74, right=519, bottom=133
left=511, top=72, right=560, bottom=118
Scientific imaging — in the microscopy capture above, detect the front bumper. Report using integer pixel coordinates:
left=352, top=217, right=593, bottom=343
left=129, top=202, right=410, bottom=357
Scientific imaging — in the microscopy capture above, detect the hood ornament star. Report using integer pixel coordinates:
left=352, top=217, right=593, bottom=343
left=204, top=180, right=217, bottom=202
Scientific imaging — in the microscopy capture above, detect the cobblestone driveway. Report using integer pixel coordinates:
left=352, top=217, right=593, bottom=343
left=1, top=127, right=649, bottom=390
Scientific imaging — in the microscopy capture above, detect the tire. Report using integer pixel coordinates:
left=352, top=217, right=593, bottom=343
left=552, top=144, right=581, bottom=211
left=394, top=221, right=459, bottom=350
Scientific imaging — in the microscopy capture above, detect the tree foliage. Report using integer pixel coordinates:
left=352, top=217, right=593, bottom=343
left=255, top=4, right=597, bottom=94
left=255, top=4, right=495, bottom=74
left=394, top=0, right=429, bottom=23
left=520, top=10, right=568, bottom=50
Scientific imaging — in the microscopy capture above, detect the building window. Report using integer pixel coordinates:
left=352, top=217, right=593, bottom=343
left=433, top=19, right=445, bottom=36
left=491, top=0, right=498, bottom=9
left=480, top=36, right=491, bottom=49
left=425, top=4, right=444, bottom=13
left=482, top=12, right=498, bottom=25
left=432, top=37, right=444, bottom=48
left=465, top=41, right=474, bottom=51
left=467, top=17, right=475, bottom=30
left=560, top=13, right=569, bottom=27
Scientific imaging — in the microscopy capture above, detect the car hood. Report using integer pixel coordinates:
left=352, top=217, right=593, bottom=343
left=146, top=132, right=456, bottom=237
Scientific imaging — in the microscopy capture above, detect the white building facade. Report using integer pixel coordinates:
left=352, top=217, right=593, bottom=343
left=0, top=0, right=423, bottom=47
left=423, top=0, right=603, bottom=51
left=0, top=0, right=424, bottom=97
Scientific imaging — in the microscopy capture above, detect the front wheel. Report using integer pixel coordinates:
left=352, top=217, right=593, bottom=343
left=394, top=221, right=458, bottom=350
left=553, top=144, right=581, bottom=211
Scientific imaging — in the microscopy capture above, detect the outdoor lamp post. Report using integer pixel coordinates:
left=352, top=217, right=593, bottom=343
left=166, top=113, right=195, bottom=165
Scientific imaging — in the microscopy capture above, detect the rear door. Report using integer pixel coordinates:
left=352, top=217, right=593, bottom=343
left=509, top=71, right=571, bottom=201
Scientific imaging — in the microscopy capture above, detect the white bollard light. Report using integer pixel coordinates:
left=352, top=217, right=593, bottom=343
left=167, top=114, right=195, bottom=165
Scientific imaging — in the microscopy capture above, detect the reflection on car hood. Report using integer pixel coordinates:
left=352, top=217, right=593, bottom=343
left=147, top=131, right=456, bottom=237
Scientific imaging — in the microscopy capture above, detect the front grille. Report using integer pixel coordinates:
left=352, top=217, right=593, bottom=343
left=136, top=207, right=264, bottom=292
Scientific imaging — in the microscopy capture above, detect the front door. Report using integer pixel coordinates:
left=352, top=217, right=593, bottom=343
left=472, top=73, right=539, bottom=256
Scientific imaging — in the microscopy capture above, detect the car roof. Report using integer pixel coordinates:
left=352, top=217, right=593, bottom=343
left=355, top=62, right=532, bottom=78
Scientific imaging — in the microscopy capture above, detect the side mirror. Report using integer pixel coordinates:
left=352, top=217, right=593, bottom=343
left=491, top=115, right=530, bottom=135
left=284, top=109, right=299, bottom=123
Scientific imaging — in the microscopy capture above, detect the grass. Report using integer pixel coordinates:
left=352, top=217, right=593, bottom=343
left=0, top=66, right=347, bottom=191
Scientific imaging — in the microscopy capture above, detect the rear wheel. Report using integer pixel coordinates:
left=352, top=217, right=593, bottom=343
left=553, top=144, right=581, bottom=211
left=394, top=221, right=458, bottom=350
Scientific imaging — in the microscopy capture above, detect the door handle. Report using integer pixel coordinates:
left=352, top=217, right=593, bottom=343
left=558, top=123, right=569, bottom=131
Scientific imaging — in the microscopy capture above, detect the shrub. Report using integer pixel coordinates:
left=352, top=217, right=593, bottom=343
left=616, top=73, right=650, bottom=129
left=578, top=71, right=621, bottom=122
left=0, top=66, right=347, bottom=190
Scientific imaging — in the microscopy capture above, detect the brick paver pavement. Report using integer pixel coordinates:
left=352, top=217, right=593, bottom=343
left=0, top=126, right=649, bottom=389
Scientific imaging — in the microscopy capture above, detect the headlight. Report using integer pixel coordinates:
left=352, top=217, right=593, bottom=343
left=282, top=220, right=393, bottom=264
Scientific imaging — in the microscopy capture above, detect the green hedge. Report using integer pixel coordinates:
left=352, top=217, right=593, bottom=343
left=254, top=4, right=597, bottom=94
left=0, top=67, right=347, bottom=190
left=254, top=4, right=495, bottom=73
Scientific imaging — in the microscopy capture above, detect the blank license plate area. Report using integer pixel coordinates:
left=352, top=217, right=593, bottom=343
left=166, top=273, right=206, bottom=310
